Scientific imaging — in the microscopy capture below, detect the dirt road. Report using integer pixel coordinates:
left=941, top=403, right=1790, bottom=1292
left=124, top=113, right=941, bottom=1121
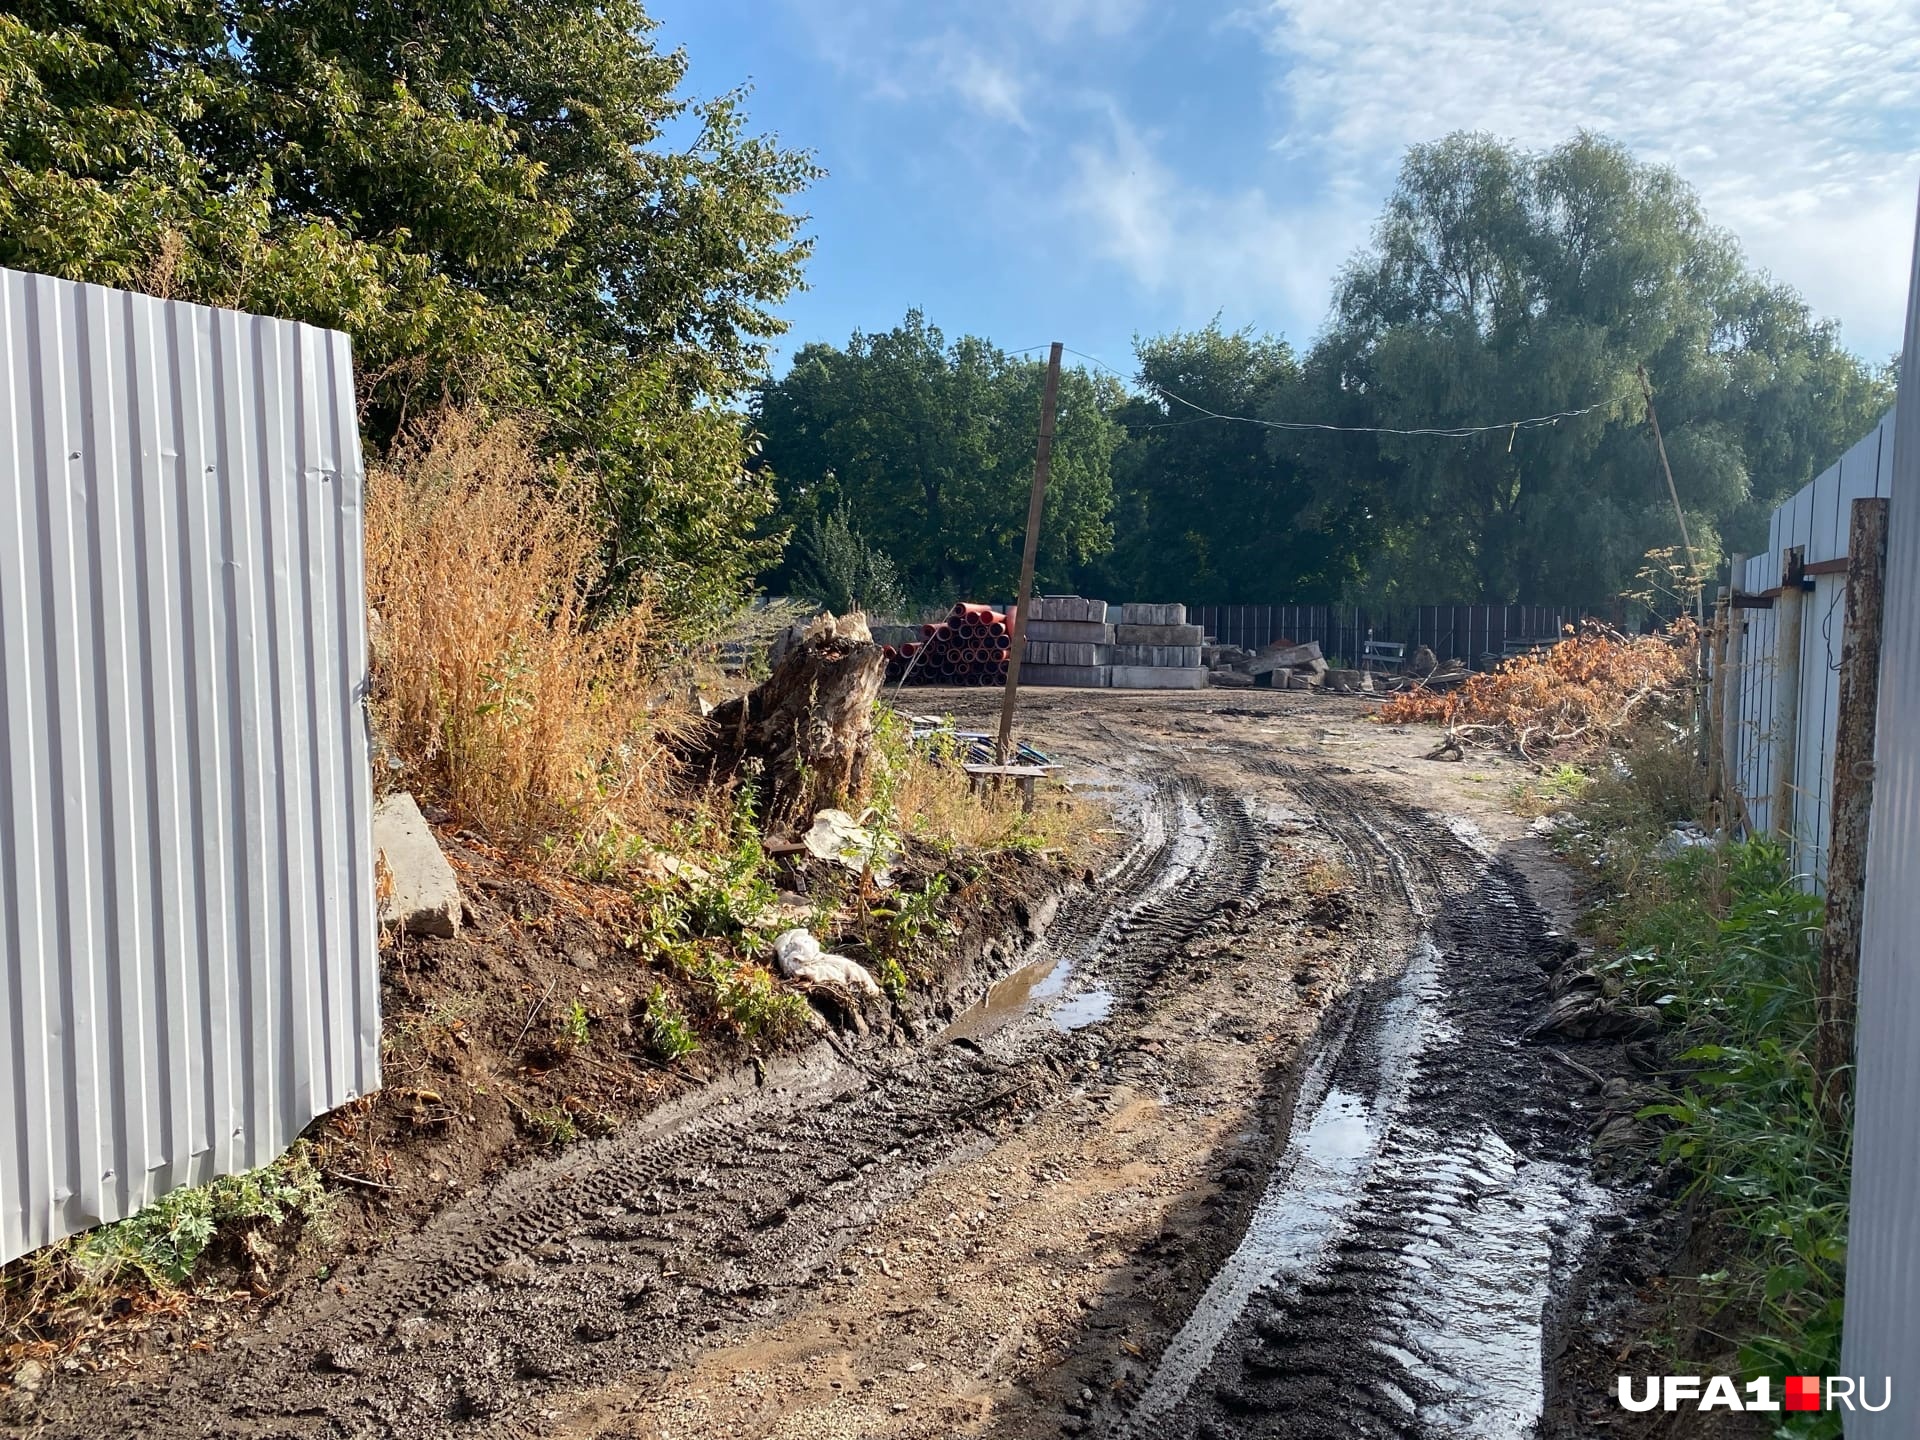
left=38, top=690, right=1620, bottom=1440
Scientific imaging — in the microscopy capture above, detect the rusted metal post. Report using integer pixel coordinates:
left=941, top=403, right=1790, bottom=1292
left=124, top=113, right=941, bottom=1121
left=1723, top=553, right=1749, bottom=830
left=1707, top=586, right=1731, bottom=827
left=1816, top=497, right=1890, bottom=1124
left=997, top=342, right=1062, bottom=764
left=1772, top=546, right=1807, bottom=847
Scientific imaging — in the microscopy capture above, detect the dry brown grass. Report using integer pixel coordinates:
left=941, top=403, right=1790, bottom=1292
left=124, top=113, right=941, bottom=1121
left=869, top=707, right=1090, bottom=857
left=364, top=412, right=678, bottom=847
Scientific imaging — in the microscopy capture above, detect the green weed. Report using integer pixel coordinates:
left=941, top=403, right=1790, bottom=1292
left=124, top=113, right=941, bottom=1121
left=1574, top=754, right=1847, bottom=1438
left=69, top=1145, right=329, bottom=1290
left=641, top=982, right=699, bottom=1061
left=562, top=999, right=592, bottom=1048
left=516, top=1102, right=579, bottom=1147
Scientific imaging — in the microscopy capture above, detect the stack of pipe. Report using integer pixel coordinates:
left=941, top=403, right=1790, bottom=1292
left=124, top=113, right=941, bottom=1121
left=882, top=601, right=1013, bottom=686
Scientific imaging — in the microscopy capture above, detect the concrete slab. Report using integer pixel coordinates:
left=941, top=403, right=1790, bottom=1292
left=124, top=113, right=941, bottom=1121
left=1110, top=665, right=1209, bottom=690
left=1117, top=602, right=1187, bottom=625
left=1111, top=644, right=1203, bottom=668
left=1026, top=640, right=1111, bottom=666
left=375, top=792, right=463, bottom=937
left=1025, top=596, right=1109, bottom=623
left=1023, top=620, right=1114, bottom=645
left=1019, top=663, right=1111, bottom=687
left=1114, top=623, right=1205, bottom=646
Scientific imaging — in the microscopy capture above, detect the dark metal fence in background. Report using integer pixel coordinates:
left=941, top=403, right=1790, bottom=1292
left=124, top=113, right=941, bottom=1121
left=1186, top=603, right=1590, bottom=669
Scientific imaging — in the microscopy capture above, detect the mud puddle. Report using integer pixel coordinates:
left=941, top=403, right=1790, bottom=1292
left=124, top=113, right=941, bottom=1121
left=1114, top=765, right=1604, bottom=1439
left=945, top=786, right=1210, bottom=1047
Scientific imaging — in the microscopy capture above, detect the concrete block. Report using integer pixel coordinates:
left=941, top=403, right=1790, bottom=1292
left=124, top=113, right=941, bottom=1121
left=1025, top=640, right=1111, bottom=666
left=1111, top=643, right=1202, bottom=668
left=374, top=792, right=462, bottom=937
left=1208, top=670, right=1256, bottom=688
left=1110, top=665, right=1209, bottom=690
left=1025, top=595, right=1108, bottom=623
left=1023, top=619, right=1114, bottom=644
left=1113, top=623, right=1204, bottom=646
left=1117, top=602, right=1186, bottom=626
left=1019, top=663, right=1110, bottom=687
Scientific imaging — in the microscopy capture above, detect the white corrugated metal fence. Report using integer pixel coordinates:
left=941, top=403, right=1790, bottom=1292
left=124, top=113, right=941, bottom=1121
left=1843, top=190, right=1920, bottom=1433
left=0, top=267, right=380, bottom=1263
left=1725, top=410, right=1896, bottom=886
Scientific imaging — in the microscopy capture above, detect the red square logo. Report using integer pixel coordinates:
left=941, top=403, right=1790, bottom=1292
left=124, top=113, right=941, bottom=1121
left=1785, top=1376, right=1820, bottom=1411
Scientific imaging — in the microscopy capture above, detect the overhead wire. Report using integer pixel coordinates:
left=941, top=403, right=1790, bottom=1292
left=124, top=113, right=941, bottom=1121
left=1056, top=344, right=1627, bottom=440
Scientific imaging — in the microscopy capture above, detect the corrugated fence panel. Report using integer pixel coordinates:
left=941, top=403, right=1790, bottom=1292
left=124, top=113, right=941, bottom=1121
left=0, top=267, right=378, bottom=1264
left=1721, top=406, right=1897, bottom=887
left=1845, top=192, right=1920, bottom=1426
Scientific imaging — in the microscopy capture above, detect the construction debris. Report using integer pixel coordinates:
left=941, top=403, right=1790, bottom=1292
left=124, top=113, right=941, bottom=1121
left=885, top=596, right=1210, bottom=690
left=801, top=807, right=895, bottom=883
left=374, top=792, right=463, bottom=937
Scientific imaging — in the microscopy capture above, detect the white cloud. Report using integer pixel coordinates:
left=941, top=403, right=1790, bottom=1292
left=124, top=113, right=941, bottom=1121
left=1258, top=0, right=1920, bottom=350
left=1062, top=110, right=1373, bottom=328
left=918, top=33, right=1029, bottom=128
left=791, top=1, right=1145, bottom=127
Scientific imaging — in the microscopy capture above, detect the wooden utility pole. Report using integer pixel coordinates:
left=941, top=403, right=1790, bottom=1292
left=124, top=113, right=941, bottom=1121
left=1637, top=365, right=1703, bottom=628
left=997, top=342, right=1062, bottom=764
left=1772, top=545, right=1807, bottom=844
left=1816, top=497, right=1890, bottom=1124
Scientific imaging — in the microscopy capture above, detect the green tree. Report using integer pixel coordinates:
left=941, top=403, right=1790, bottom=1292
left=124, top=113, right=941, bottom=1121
left=1092, top=322, right=1369, bottom=603
left=791, top=504, right=906, bottom=617
left=754, top=312, right=1123, bottom=601
left=1, top=0, right=816, bottom=629
left=1311, top=132, right=1892, bottom=605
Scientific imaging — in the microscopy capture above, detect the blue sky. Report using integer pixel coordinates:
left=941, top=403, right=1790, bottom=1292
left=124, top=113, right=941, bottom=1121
left=649, top=0, right=1920, bottom=377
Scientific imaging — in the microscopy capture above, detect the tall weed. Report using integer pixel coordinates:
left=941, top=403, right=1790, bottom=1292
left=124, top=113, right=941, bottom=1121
left=364, top=412, right=677, bottom=845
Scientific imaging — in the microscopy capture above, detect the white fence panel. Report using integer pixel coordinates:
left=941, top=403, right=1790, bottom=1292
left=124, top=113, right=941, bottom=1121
left=1724, top=407, right=1896, bottom=886
left=1845, top=188, right=1920, bottom=1431
left=0, top=267, right=379, bottom=1264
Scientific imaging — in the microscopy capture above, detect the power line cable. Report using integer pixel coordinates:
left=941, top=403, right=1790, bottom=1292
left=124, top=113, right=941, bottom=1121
left=1057, top=345, right=1626, bottom=439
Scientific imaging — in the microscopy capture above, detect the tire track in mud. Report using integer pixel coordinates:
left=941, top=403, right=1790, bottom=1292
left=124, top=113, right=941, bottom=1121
left=1112, top=762, right=1598, bottom=1440
left=47, top=775, right=1267, bottom=1440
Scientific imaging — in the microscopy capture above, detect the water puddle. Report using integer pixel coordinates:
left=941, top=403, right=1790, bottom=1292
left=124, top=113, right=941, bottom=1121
left=1122, top=911, right=1595, bottom=1436
left=943, top=786, right=1214, bottom=1048
left=1123, top=939, right=1442, bottom=1428
left=1049, top=988, right=1115, bottom=1031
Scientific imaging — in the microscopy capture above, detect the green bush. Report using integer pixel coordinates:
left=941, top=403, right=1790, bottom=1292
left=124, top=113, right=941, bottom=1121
left=1595, top=829, right=1847, bottom=1435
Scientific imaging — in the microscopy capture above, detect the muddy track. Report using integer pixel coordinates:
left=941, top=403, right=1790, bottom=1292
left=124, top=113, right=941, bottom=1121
left=38, top=702, right=1606, bottom=1440
left=45, top=775, right=1269, bottom=1440
left=1110, top=762, right=1596, bottom=1439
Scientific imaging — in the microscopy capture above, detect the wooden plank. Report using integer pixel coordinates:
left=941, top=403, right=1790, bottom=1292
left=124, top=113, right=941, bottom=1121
left=1816, top=497, right=1889, bottom=1121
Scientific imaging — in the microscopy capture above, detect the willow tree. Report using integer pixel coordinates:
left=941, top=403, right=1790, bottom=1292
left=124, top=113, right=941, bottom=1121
left=1308, top=132, right=1892, bottom=605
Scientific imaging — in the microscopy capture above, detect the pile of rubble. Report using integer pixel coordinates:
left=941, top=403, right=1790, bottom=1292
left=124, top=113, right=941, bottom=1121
left=1202, top=637, right=1475, bottom=696
left=882, top=596, right=1210, bottom=690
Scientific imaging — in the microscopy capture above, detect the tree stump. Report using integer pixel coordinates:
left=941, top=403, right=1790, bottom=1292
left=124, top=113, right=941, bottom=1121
left=691, top=613, right=886, bottom=824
